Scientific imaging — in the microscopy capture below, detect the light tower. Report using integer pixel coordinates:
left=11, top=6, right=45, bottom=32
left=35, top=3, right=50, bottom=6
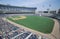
left=47, top=4, right=51, bottom=13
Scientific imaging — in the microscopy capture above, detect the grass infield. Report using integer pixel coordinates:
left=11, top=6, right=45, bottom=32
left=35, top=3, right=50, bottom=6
left=7, top=16, right=54, bottom=34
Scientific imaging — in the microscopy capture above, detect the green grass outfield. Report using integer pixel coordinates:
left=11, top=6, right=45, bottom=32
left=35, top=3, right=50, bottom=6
left=7, top=16, right=54, bottom=34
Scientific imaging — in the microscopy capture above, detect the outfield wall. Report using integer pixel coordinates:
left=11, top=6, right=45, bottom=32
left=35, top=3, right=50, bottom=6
left=2, top=14, right=35, bottom=17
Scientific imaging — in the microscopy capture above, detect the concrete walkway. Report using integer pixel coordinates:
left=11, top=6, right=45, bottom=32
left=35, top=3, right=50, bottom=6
left=51, top=19, right=60, bottom=39
left=2, top=18, right=60, bottom=39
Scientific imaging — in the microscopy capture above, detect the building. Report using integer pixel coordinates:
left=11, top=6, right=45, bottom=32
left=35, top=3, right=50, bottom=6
left=55, top=9, right=60, bottom=19
left=36, top=10, right=56, bottom=17
left=58, top=9, right=60, bottom=13
left=0, top=4, right=37, bottom=14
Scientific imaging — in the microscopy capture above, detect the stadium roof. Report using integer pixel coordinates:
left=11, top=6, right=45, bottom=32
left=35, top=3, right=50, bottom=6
left=0, top=4, right=37, bottom=9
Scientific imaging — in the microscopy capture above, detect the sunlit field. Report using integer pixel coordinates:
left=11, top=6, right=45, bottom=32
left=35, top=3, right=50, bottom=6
left=7, top=16, right=54, bottom=33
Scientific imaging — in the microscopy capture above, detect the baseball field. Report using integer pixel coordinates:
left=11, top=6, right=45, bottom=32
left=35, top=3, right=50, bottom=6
left=7, top=16, right=54, bottom=33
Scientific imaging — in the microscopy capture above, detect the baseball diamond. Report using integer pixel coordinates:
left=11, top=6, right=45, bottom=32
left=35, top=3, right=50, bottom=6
left=7, top=16, right=54, bottom=33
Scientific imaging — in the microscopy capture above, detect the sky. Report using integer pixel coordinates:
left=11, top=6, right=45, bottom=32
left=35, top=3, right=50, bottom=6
left=0, top=0, right=60, bottom=11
